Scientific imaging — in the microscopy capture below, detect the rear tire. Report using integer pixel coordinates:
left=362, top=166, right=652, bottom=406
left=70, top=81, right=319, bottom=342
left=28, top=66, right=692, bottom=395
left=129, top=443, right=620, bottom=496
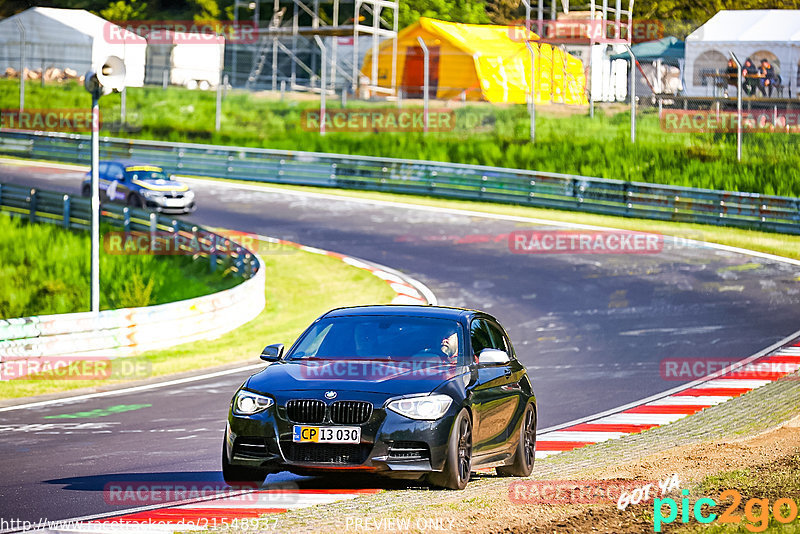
left=497, top=403, right=536, bottom=477
left=127, top=194, right=143, bottom=208
left=428, top=408, right=472, bottom=490
left=221, top=442, right=268, bottom=486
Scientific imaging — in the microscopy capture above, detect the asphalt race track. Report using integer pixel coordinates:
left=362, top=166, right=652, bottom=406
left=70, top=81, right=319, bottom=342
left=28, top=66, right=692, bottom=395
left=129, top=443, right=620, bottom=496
left=2, top=161, right=800, bottom=524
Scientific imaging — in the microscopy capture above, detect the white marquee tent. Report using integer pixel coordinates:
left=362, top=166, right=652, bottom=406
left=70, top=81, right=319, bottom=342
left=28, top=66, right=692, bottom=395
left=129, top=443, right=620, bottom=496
left=685, top=10, right=800, bottom=97
left=0, top=7, right=146, bottom=87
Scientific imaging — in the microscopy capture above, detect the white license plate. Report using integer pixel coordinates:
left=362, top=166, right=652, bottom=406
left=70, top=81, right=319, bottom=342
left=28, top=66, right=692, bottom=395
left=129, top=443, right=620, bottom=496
left=164, top=198, right=184, bottom=207
left=292, top=425, right=360, bottom=443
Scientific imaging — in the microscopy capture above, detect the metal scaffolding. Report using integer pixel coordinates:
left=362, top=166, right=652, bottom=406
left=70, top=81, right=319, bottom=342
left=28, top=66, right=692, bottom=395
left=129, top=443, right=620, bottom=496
left=230, top=0, right=398, bottom=94
left=519, top=0, right=635, bottom=110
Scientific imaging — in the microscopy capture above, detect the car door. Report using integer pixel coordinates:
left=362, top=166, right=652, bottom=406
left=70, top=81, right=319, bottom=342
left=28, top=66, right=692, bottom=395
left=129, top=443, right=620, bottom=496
left=468, top=317, right=523, bottom=457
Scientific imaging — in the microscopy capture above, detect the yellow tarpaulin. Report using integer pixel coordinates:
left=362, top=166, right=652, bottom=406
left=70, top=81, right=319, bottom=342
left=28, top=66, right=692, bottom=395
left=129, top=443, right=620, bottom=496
left=361, top=17, right=588, bottom=105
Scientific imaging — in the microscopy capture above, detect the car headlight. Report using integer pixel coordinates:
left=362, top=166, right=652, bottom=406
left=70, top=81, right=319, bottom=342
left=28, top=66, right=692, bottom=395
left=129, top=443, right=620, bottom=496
left=387, top=394, right=453, bottom=421
left=141, top=190, right=160, bottom=200
left=233, top=390, right=274, bottom=415
left=183, top=190, right=194, bottom=201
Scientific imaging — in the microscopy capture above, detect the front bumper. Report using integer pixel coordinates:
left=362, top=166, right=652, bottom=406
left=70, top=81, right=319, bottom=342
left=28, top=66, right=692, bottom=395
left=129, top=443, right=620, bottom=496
left=148, top=200, right=196, bottom=214
left=225, top=401, right=458, bottom=479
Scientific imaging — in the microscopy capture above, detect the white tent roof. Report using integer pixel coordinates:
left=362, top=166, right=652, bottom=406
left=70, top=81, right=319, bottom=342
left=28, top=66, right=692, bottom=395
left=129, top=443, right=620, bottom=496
left=0, top=7, right=146, bottom=47
left=687, top=10, right=800, bottom=43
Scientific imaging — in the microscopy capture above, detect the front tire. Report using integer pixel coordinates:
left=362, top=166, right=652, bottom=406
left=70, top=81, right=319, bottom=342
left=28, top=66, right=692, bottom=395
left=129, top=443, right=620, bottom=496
left=81, top=184, right=90, bottom=197
left=221, top=442, right=268, bottom=486
left=497, top=402, right=536, bottom=477
left=428, top=408, right=472, bottom=490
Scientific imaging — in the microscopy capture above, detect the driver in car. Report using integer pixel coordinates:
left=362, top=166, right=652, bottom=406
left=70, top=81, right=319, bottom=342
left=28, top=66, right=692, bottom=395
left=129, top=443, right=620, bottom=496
left=441, top=331, right=459, bottom=361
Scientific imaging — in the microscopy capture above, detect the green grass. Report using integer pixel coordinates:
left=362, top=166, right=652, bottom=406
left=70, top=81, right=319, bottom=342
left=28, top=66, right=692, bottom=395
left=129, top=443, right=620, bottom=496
left=671, top=454, right=800, bottom=533
left=0, top=241, right=397, bottom=399
left=2, top=79, right=799, bottom=197
left=0, top=212, right=239, bottom=317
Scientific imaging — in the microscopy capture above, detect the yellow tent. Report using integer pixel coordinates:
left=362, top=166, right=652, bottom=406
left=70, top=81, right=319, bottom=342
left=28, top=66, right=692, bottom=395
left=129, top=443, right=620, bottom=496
left=361, top=17, right=588, bottom=105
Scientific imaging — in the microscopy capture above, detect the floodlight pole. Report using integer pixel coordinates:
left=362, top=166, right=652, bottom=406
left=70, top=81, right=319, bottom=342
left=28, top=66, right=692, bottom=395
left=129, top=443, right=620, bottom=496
left=417, top=37, right=429, bottom=133
left=525, top=41, right=536, bottom=143
left=627, top=45, right=636, bottom=143
left=314, top=36, right=327, bottom=136
left=90, top=87, right=101, bottom=313
left=730, top=51, right=742, bottom=162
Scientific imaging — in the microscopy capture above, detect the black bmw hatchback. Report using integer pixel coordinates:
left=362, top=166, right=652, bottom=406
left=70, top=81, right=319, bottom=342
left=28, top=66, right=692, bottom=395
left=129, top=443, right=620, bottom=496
left=223, top=305, right=536, bottom=490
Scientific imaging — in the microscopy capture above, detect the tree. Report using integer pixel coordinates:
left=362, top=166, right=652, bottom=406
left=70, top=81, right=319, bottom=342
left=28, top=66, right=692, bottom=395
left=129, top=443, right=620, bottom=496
left=398, top=0, right=490, bottom=29
left=486, top=0, right=525, bottom=24
left=100, top=0, right=149, bottom=21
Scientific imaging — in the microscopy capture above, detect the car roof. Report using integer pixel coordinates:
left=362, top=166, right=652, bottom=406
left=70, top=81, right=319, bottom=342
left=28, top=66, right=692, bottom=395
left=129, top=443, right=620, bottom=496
left=322, top=305, right=482, bottom=321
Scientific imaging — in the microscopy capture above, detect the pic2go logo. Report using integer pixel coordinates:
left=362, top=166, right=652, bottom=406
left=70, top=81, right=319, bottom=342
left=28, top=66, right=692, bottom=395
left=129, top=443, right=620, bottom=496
left=654, top=489, right=800, bottom=532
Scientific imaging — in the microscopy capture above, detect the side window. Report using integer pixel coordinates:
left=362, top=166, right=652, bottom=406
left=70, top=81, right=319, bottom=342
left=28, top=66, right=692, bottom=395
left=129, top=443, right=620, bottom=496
left=486, top=320, right=515, bottom=359
left=98, top=162, right=108, bottom=176
left=470, top=319, right=494, bottom=358
left=110, top=164, right=124, bottom=180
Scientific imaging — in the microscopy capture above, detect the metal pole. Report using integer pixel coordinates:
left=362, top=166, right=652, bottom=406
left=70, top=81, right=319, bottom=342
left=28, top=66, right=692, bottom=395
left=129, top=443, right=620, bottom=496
left=90, top=91, right=100, bottom=313
left=216, top=73, right=225, bottom=131
left=525, top=41, right=536, bottom=143
left=15, top=20, right=25, bottom=112
left=588, top=45, right=594, bottom=118
left=121, top=87, right=126, bottom=126
left=730, top=51, right=742, bottom=162
left=391, top=4, right=398, bottom=96
left=627, top=45, right=636, bottom=143
left=315, top=36, right=327, bottom=135
left=233, top=0, right=239, bottom=87
left=417, top=36, right=429, bottom=133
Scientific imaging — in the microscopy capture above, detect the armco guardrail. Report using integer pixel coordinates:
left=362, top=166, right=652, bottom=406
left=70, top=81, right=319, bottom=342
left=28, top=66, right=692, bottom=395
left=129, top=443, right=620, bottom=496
left=0, top=182, right=265, bottom=365
left=1, top=130, right=799, bottom=234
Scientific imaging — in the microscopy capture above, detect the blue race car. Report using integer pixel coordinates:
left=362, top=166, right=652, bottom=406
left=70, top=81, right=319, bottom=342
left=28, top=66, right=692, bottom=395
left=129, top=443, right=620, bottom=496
left=82, top=160, right=196, bottom=214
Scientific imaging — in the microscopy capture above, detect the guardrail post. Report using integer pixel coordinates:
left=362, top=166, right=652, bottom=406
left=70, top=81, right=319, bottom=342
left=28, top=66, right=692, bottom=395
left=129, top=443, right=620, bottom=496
left=209, top=233, right=218, bottom=273
left=123, top=207, right=130, bottom=231
left=171, top=219, right=179, bottom=252
left=234, top=245, right=244, bottom=274
left=417, top=37, right=430, bottom=134
left=29, top=188, right=37, bottom=223
left=624, top=183, right=631, bottom=215
left=149, top=212, right=157, bottom=253
left=62, top=194, right=70, bottom=229
left=244, top=254, right=253, bottom=278
left=191, top=226, right=199, bottom=258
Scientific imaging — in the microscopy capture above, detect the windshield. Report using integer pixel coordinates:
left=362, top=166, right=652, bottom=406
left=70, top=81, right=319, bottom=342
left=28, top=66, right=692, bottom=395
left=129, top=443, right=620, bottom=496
left=125, top=166, right=170, bottom=182
left=286, top=316, right=465, bottom=365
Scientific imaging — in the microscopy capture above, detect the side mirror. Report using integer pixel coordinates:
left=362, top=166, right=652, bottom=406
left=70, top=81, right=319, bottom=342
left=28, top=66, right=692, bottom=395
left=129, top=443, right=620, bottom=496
left=477, top=348, right=510, bottom=365
left=260, top=343, right=284, bottom=362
